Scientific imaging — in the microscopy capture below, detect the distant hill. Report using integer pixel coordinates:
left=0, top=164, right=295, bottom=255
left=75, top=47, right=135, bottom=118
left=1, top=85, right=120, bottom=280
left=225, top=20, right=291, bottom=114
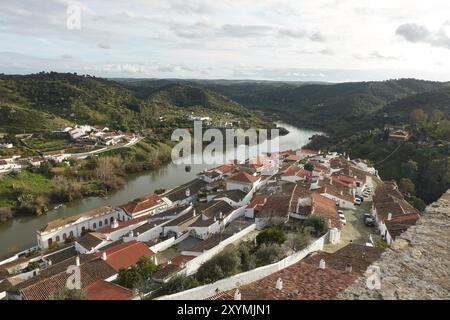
left=0, top=73, right=268, bottom=134
left=115, top=77, right=450, bottom=134
left=382, top=86, right=450, bottom=122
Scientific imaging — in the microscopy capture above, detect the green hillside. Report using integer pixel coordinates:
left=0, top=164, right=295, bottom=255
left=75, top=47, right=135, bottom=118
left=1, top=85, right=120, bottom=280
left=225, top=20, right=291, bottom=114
left=0, top=73, right=270, bottom=134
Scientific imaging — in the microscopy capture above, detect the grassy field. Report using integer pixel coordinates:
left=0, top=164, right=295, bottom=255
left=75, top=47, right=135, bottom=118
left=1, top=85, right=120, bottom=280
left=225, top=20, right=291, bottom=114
left=25, top=136, right=73, bottom=152
left=0, top=171, right=53, bottom=207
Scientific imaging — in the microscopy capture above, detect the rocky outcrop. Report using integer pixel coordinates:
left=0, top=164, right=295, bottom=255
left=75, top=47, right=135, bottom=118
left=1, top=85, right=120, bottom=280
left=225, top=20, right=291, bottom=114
left=337, top=190, right=450, bottom=300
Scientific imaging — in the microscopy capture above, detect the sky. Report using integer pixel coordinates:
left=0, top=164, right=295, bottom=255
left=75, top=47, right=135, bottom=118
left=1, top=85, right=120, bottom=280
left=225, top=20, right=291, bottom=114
left=1, top=0, right=450, bottom=82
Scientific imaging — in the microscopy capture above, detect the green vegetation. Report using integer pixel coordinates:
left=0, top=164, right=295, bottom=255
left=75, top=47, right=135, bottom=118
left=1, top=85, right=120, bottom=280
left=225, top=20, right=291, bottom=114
left=0, top=73, right=271, bottom=136
left=305, top=216, right=328, bottom=237
left=48, top=288, right=88, bottom=300
left=255, top=227, right=287, bottom=246
left=116, top=256, right=158, bottom=290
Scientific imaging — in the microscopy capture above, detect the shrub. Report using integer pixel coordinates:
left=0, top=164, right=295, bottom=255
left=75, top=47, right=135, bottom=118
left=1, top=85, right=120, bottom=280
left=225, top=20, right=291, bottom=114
left=287, top=230, right=311, bottom=251
left=116, top=256, right=157, bottom=289
left=156, top=275, right=200, bottom=297
left=255, top=243, right=283, bottom=266
left=256, top=227, right=286, bottom=246
left=196, top=251, right=241, bottom=284
left=306, top=216, right=327, bottom=237
left=49, top=288, right=88, bottom=300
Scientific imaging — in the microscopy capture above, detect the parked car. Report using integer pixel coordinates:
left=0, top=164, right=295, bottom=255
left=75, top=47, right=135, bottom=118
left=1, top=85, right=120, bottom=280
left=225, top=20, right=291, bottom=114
left=354, top=198, right=362, bottom=205
left=356, top=195, right=364, bottom=202
left=338, top=212, right=347, bottom=225
left=363, top=213, right=373, bottom=220
left=362, top=192, right=370, bottom=197
left=364, top=217, right=376, bottom=227
left=338, top=210, right=344, bottom=214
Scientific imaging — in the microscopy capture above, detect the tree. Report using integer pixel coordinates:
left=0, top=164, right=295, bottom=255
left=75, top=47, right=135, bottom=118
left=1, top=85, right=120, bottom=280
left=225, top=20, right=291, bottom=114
left=255, top=243, right=283, bottom=266
left=157, top=275, right=200, bottom=296
left=287, top=231, right=311, bottom=251
left=399, top=178, right=415, bottom=195
left=431, top=109, right=445, bottom=123
left=49, top=288, right=88, bottom=300
left=410, top=108, right=428, bottom=125
left=256, top=227, right=286, bottom=246
left=196, top=251, right=241, bottom=284
left=401, top=160, right=418, bottom=180
left=306, top=216, right=327, bottom=237
left=236, top=242, right=257, bottom=271
left=304, top=163, right=314, bottom=172
left=116, top=256, right=157, bottom=289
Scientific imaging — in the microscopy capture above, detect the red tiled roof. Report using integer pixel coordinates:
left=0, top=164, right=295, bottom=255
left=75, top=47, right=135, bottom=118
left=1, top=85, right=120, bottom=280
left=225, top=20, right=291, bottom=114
left=247, top=195, right=269, bottom=209
left=228, top=171, right=260, bottom=184
left=119, top=194, right=165, bottom=216
left=285, top=154, right=301, bottom=161
left=212, top=164, right=235, bottom=174
left=95, top=241, right=155, bottom=271
left=311, top=193, right=342, bottom=229
left=216, top=261, right=357, bottom=300
left=281, top=167, right=312, bottom=178
left=298, top=148, right=318, bottom=155
left=98, top=214, right=150, bottom=234
left=84, top=280, right=133, bottom=300
left=170, top=255, right=196, bottom=266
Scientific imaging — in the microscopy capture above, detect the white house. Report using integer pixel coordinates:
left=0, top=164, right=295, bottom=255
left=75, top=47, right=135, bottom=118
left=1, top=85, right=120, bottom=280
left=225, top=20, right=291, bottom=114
left=226, top=171, right=261, bottom=193
left=36, top=206, right=119, bottom=249
left=117, top=193, right=170, bottom=219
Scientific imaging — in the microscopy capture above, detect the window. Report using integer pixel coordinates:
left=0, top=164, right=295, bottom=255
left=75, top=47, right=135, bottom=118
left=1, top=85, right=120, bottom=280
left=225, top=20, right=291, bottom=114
left=48, top=238, right=52, bottom=247
left=81, top=226, right=86, bottom=233
left=63, top=233, right=67, bottom=240
left=56, top=235, right=60, bottom=242
left=110, top=217, right=114, bottom=223
left=93, top=222, right=97, bottom=229
left=105, top=218, right=108, bottom=225
left=99, top=221, right=102, bottom=227
left=70, top=231, right=74, bottom=237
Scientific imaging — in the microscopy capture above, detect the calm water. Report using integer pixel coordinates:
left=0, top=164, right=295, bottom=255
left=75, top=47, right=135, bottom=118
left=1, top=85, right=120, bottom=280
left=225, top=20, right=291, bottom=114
left=0, top=122, right=319, bottom=259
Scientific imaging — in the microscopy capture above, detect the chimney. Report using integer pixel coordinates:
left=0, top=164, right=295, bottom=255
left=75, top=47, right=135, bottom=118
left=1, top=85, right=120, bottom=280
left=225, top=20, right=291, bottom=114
left=330, top=178, right=333, bottom=185
left=214, top=216, right=217, bottom=222
left=345, top=263, right=352, bottom=274
left=101, top=252, right=107, bottom=261
left=319, top=259, right=326, bottom=269
left=193, top=210, right=196, bottom=217
left=234, top=289, right=241, bottom=300
left=130, top=231, right=134, bottom=238
left=387, top=213, right=392, bottom=221
left=219, top=211, right=223, bottom=219
left=185, top=188, right=191, bottom=197
left=112, top=218, right=119, bottom=229
left=276, top=277, right=283, bottom=290
left=75, top=256, right=80, bottom=266
left=167, top=260, right=172, bottom=265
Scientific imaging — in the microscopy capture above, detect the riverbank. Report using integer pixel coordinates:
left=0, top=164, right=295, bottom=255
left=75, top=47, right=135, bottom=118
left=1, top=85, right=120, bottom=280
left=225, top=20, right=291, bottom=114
left=0, top=139, right=172, bottom=224
left=0, top=122, right=319, bottom=259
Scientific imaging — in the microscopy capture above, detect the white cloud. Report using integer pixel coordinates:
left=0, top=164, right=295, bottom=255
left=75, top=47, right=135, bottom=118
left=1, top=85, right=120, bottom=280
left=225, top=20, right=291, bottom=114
left=1, top=0, right=450, bottom=81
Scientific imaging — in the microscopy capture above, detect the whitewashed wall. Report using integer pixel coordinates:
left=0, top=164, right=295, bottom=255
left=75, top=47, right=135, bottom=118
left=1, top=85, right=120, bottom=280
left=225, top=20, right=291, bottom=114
left=157, top=232, right=328, bottom=300
left=149, top=232, right=191, bottom=254
left=178, top=223, right=256, bottom=275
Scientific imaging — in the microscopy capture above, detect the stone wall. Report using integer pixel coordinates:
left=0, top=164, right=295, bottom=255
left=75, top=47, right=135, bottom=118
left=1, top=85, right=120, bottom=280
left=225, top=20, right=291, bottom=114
left=337, top=189, right=450, bottom=300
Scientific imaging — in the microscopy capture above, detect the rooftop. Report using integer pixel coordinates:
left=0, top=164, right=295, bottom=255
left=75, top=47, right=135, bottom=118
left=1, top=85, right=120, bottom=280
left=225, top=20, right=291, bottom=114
left=119, top=193, right=165, bottom=216
left=39, top=206, right=113, bottom=233
left=227, top=171, right=260, bottom=184
left=84, top=280, right=133, bottom=300
left=94, top=240, right=155, bottom=271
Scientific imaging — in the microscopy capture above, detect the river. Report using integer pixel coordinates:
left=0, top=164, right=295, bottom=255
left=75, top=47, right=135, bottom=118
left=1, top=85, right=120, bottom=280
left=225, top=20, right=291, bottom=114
left=0, top=122, right=320, bottom=259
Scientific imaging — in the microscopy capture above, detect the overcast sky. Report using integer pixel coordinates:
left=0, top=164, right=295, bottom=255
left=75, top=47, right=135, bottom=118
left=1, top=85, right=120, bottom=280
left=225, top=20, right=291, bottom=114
left=1, top=0, right=450, bottom=82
